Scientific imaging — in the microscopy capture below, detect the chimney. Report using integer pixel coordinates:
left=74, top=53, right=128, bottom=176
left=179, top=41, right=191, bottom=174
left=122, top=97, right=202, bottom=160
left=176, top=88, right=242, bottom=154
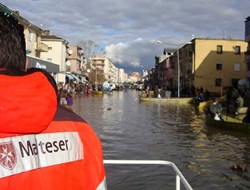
left=42, top=30, right=50, bottom=36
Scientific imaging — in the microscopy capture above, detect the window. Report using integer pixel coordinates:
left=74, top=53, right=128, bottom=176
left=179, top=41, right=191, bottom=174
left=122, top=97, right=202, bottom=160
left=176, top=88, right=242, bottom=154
left=234, top=63, right=240, bottom=71
left=48, top=47, right=52, bottom=50
left=217, top=45, right=223, bottom=54
left=216, top=62, right=222, bottom=70
left=34, top=34, right=37, bottom=42
left=78, top=61, right=81, bottom=70
left=234, top=46, right=241, bottom=54
left=247, top=62, right=250, bottom=71
left=28, top=29, right=33, bottom=42
left=215, top=78, right=222, bottom=87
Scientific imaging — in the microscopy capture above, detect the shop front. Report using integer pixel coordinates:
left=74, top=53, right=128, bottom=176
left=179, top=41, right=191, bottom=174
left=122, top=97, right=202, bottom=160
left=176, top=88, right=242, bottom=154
left=27, top=56, right=59, bottom=74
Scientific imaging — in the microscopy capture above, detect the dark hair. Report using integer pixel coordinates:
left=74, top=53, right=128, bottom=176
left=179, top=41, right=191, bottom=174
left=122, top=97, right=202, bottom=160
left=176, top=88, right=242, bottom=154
left=0, top=11, right=26, bottom=70
left=213, top=97, right=219, bottom=102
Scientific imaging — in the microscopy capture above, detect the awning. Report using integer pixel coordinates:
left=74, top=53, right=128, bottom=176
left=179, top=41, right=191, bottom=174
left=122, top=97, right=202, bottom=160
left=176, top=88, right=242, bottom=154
left=66, top=72, right=82, bottom=83
left=78, top=75, right=88, bottom=83
left=238, top=79, right=249, bottom=87
left=66, top=74, right=74, bottom=80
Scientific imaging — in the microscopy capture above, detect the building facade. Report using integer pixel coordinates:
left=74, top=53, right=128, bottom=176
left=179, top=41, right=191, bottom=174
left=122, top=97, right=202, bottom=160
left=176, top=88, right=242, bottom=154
left=66, top=45, right=85, bottom=75
left=187, top=38, right=247, bottom=95
left=91, top=56, right=119, bottom=84
left=245, top=16, right=250, bottom=80
left=40, top=30, right=69, bottom=73
left=130, top=72, right=141, bottom=83
left=152, top=38, right=247, bottom=96
left=118, top=68, right=128, bottom=84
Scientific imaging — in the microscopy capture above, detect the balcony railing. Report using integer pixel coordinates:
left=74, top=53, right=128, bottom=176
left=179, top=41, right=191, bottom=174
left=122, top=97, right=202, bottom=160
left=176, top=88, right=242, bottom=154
left=35, top=42, right=48, bottom=52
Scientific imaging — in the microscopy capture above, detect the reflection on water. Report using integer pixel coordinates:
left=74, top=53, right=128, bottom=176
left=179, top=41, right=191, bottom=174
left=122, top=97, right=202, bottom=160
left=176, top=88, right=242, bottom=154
left=72, top=90, right=250, bottom=190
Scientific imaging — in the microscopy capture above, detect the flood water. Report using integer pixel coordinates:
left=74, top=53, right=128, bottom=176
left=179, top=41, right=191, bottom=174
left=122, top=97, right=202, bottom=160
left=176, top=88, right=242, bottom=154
left=72, top=90, right=250, bottom=190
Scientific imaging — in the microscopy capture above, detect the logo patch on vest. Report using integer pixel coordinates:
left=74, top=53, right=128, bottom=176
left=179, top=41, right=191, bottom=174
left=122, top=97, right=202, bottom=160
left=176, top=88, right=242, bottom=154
left=0, top=132, right=83, bottom=178
left=0, top=142, right=17, bottom=170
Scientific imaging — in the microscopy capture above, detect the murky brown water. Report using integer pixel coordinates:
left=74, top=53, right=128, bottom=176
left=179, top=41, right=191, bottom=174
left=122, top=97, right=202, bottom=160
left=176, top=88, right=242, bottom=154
left=72, top=90, right=250, bottom=190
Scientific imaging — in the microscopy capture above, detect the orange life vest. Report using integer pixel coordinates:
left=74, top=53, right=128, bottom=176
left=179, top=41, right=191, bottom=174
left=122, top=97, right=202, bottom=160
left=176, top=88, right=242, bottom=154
left=0, top=70, right=106, bottom=190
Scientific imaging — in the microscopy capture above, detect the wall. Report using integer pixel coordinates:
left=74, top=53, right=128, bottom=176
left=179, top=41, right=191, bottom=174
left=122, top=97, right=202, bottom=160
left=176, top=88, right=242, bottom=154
left=194, top=39, right=247, bottom=94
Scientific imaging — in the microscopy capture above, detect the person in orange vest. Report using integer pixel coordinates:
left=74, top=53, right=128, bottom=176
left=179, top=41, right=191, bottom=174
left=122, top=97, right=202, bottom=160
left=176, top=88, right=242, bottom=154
left=0, top=9, right=107, bottom=190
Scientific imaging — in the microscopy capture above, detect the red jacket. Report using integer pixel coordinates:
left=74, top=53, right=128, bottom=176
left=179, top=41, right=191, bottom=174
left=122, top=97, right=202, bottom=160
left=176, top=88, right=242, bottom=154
left=0, top=70, right=106, bottom=190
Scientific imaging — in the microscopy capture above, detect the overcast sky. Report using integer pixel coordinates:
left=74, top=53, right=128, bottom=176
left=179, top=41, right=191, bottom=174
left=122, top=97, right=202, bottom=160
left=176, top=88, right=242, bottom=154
left=2, top=0, right=250, bottom=73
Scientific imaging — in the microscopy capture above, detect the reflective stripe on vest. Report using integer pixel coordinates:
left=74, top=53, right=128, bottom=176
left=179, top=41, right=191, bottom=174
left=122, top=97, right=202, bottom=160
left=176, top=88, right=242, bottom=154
left=96, top=177, right=108, bottom=190
left=0, top=132, right=83, bottom=178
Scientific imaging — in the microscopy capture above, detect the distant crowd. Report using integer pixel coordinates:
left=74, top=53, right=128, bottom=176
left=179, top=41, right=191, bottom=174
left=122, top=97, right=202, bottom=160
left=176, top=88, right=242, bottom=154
left=57, top=82, right=97, bottom=108
left=143, top=84, right=210, bottom=99
left=57, top=81, right=124, bottom=108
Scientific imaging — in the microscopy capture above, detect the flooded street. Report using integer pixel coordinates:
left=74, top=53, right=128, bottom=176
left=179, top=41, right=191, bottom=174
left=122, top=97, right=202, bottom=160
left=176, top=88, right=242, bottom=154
left=72, top=90, right=250, bottom=190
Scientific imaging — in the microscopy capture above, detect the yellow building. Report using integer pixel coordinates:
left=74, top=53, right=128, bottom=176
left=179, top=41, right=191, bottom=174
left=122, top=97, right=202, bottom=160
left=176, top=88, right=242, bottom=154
left=0, top=3, right=48, bottom=57
left=0, top=3, right=61, bottom=75
left=184, top=38, right=247, bottom=95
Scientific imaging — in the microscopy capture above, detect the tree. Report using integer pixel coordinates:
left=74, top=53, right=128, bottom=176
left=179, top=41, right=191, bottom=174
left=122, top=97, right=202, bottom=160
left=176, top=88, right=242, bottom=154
left=88, top=70, right=105, bottom=84
left=77, top=40, right=105, bottom=84
left=77, top=40, right=105, bottom=68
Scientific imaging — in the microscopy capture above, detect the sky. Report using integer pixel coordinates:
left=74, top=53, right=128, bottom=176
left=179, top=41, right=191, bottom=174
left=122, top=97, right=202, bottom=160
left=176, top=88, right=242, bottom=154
left=2, top=0, right=250, bottom=74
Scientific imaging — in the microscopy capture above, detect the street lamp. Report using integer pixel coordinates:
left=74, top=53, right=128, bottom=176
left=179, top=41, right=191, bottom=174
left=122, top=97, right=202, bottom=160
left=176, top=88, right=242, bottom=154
left=155, top=40, right=191, bottom=98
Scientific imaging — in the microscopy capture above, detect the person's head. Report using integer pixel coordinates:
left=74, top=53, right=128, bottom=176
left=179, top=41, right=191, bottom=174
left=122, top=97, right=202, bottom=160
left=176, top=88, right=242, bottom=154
left=0, top=11, right=26, bottom=70
left=213, top=97, right=219, bottom=104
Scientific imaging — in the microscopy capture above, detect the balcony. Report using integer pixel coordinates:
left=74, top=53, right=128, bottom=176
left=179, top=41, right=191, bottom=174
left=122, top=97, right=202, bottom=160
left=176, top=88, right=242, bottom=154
left=35, top=42, right=48, bottom=52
